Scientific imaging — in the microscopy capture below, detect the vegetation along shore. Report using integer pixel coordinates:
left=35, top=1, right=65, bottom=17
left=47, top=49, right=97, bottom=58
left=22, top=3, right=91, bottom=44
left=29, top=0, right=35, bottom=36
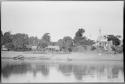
left=1, top=28, right=123, bottom=61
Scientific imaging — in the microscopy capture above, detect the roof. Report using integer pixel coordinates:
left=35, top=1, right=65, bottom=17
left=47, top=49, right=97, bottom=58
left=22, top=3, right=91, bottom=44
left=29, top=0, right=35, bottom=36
left=46, top=45, right=60, bottom=50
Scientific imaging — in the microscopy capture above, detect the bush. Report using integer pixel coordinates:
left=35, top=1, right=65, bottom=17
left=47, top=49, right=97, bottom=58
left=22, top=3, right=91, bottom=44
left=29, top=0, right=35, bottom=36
left=115, top=46, right=123, bottom=53
left=91, top=46, right=96, bottom=51
left=111, top=45, right=123, bottom=53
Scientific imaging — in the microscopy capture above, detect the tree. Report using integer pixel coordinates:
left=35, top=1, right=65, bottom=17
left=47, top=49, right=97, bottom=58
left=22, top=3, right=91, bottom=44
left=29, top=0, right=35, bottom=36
left=106, top=35, right=121, bottom=46
left=38, top=33, right=51, bottom=49
left=1, top=30, right=3, bottom=38
left=57, top=39, right=64, bottom=50
left=74, top=28, right=85, bottom=46
left=116, top=35, right=122, bottom=39
left=28, top=36, right=40, bottom=46
left=82, top=39, right=95, bottom=46
left=74, top=28, right=95, bottom=46
left=75, top=28, right=85, bottom=38
left=105, top=35, right=122, bottom=53
left=1, top=30, right=4, bottom=46
left=3, top=31, right=13, bottom=50
left=12, top=33, right=29, bottom=50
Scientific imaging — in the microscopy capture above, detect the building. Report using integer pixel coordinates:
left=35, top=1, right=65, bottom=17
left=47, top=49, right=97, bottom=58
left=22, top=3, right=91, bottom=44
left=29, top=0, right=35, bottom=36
left=46, top=45, right=60, bottom=51
left=1, top=45, right=8, bottom=51
left=26, top=45, right=37, bottom=51
left=31, top=46, right=37, bottom=51
left=95, top=29, right=113, bottom=51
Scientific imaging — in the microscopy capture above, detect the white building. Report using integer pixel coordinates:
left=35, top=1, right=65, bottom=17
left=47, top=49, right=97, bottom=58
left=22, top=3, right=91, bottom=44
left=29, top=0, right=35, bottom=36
left=1, top=45, right=8, bottom=51
left=94, top=29, right=113, bottom=51
left=31, top=46, right=37, bottom=50
left=46, top=45, right=60, bottom=51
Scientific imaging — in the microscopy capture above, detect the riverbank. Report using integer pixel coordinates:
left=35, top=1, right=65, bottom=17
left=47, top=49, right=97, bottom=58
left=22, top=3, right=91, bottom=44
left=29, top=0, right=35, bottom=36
left=1, top=51, right=123, bottom=61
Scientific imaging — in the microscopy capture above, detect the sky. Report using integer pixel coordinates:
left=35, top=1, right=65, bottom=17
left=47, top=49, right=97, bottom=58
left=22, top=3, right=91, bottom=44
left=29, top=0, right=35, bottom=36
left=1, top=1, right=124, bottom=42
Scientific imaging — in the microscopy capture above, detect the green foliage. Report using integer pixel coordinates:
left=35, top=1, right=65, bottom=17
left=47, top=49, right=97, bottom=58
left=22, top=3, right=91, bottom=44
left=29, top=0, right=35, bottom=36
left=38, top=40, right=48, bottom=49
left=74, top=28, right=85, bottom=45
left=42, top=33, right=50, bottom=43
left=57, top=39, right=64, bottom=50
left=63, top=36, right=73, bottom=52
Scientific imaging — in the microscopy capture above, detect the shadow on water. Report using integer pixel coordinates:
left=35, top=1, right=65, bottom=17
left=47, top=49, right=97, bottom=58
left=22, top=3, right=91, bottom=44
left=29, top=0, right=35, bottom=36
left=58, top=64, right=73, bottom=76
left=31, top=64, right=49, bottom=77
left=1, top=60, right=124, bottom=82
left=73, top=65, right=87, bottom=80
left=58, top=64, right=123, bottom=81
left=1, top=63, right=30, bottom=78
left=1, top=62, right=49, bottom=78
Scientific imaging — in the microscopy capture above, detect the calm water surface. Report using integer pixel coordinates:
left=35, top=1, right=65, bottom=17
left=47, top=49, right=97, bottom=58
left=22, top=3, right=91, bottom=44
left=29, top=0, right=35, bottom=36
left=1, top=59, right=124, bottom=83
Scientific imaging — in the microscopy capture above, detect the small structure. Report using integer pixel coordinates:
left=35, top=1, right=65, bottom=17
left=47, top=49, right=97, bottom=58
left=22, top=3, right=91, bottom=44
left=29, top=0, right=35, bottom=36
left=46, top=45, right=60, bottom=51
left=1, top=45, right=8, bottom=51
left=26, top=45, right=37, bottom=51
left=95, top=29, right=113, bottom=51
left=31, top=46, right=37, bottom=51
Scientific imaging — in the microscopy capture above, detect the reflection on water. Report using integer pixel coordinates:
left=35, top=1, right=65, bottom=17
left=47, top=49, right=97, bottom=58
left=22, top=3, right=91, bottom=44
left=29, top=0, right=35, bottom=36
left=58, top=64, right=73, bottom=76
left=32, top=64, right=49, bottom=77
left=73, top=65, right=87, bottom=80
left=2, top=63, right=30, bottom=78
left=1, top=60, right=124, bottom=83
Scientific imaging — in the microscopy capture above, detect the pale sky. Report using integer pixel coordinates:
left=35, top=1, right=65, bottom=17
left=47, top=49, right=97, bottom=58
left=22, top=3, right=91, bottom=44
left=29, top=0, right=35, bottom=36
left=1, top=1, right=123, bottom=42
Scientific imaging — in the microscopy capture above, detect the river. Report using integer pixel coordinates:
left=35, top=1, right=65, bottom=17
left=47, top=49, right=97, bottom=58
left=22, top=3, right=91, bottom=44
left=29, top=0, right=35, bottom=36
left=1, top=59, right=124, bottom=83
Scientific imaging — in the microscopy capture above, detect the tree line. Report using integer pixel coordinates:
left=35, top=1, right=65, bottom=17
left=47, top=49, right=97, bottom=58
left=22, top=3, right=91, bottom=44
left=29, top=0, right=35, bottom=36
left=1, top=28, right=122, bottom=52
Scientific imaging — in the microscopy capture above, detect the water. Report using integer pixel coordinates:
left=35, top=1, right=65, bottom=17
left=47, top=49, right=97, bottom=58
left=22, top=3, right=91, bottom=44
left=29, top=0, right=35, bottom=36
left=1, top=59, right=124, bottom=83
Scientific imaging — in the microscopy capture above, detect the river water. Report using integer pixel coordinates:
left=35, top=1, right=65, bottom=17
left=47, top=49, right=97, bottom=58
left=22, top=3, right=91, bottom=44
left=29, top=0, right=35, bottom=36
left=1, top=59, right=124, bottom=83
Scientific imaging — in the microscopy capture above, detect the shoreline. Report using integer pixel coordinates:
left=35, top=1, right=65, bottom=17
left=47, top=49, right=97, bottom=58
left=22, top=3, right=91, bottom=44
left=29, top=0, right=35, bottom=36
left=1, top=51, right=123, bottom=61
